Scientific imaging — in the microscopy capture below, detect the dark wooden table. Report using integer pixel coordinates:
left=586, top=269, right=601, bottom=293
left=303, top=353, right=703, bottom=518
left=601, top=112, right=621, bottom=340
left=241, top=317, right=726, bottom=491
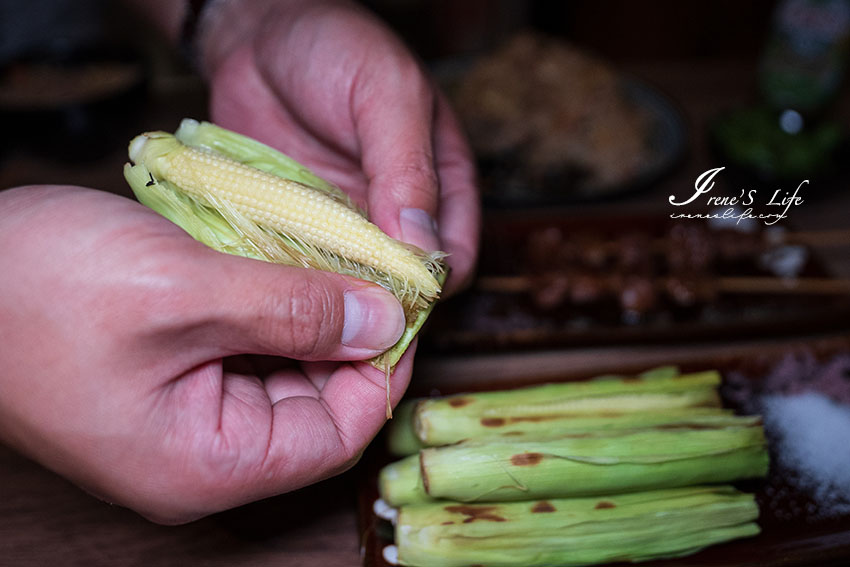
left=2, top=58, right=849, bottom=566
left=1, top=444, right=363, bottom=566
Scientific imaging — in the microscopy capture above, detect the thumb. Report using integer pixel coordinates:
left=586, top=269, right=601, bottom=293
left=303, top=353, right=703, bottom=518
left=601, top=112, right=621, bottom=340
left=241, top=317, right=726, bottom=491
left=183, top=251, right=406, bottom=361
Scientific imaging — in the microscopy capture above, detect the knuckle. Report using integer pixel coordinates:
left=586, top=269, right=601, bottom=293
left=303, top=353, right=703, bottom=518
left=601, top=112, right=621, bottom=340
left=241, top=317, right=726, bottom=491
left=383, top=159, right=440, bottom=206
left=266, top=274, right=341, bottom=359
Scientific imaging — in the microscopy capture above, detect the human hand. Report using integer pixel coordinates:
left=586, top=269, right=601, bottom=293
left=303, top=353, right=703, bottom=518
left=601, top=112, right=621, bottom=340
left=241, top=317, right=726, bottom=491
left=0, top=185, right=410, bottom=524
left=196, top=0, right=480, bottom=296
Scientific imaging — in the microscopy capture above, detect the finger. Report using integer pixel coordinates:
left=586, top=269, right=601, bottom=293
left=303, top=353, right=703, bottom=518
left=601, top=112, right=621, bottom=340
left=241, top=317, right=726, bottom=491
left=209, top=45, right=367, bottom=198
left=180, top=250, right=405, bottom=362
left=432, top=93, right=481, bottom=295
left=263, top=368, right=319, bottom=403
left=300, top=360, right=340, bottom=391
left=353, top=55, right=442, bottom=253
left=262, top=361, right=338, bottom=403
left=145, top=335, right=418, bottom=520
left=261, top=345, right=416, bottom=487
left=316, top=340, right=417, bottom=446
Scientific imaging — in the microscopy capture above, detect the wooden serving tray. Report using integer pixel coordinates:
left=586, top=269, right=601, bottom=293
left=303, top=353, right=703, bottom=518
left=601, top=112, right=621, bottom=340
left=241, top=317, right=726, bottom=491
left=359, top=333, right=850, bottom=567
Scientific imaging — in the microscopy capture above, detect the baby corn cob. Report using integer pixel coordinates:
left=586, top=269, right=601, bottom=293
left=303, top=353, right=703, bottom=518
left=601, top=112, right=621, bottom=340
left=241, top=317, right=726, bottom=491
left=124, top=120, right=446, bottom=396
left=386, top=398, right=427, bottom=456
left=385, top=367, right=716, bottom=455
left=379, top=454, right=432, bottom=507
left=410, top=370, right=724, bottom=447
left=419, top=421, right=768, bottom=503
left=390, top=486, right=760, bottom=567
left=377, top=366, right=768, bottom=564
left=379, top=415, right=765, bottom=507
left=127, top=129, right=442, bottom=310
left=173, top=118, right=349, bottom=202
left=417, top=370, right=721, bottom=417
left=411, top=407, right=739, bottom=453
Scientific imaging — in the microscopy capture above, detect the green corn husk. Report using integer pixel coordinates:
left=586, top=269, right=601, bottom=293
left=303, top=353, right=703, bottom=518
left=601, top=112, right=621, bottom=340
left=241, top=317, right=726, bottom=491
left=379, top=454, right=432, bottom=507
left=632, top=365, right=680, bottom=379
left=415, top=407, right=740, bottom=449
left=391, top=485, right=760, bottom=567
left=387, top=399, right=427, bottom=456
left=385, top=367, right=708, bottom=455
left=419, top=421, right=768, bottom=502
left=379, top=414, right=765, bottom=507
left=412, top=370, right=724, bottom=447
left=419, top=370, right=720, bottom=416
left=124, top=119, right=446, bottom=382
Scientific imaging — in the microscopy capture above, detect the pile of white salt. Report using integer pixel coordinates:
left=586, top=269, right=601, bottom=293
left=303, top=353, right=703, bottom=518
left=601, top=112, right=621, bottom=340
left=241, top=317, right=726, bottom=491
left=761, top=391, right=850, bottom=518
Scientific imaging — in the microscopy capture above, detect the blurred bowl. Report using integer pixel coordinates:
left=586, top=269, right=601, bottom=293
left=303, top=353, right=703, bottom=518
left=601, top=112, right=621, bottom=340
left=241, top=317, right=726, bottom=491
left=474, top=76, right=689, bottom=208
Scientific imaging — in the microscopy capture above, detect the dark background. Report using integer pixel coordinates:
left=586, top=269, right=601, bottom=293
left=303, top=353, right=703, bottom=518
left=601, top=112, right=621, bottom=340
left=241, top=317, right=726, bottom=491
left=0, top=0, right=807, bottom=171
left=364, top=0, right=776, bottom=63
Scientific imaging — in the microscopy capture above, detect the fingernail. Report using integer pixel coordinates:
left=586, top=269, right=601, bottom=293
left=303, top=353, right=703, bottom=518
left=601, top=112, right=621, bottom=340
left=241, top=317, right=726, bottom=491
left=400, top=208, right=440, bottom=252
left=342, top=287, right=405, bottom=351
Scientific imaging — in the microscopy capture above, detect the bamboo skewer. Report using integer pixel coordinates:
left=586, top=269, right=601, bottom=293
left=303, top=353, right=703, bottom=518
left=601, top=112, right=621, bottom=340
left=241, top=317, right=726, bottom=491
left=476, top=275, right=850, bottom=295
left=522, top=229, right=850, bottom=272
left=592, top=228, right=850, bottom=256
left=779, top=229, right=850, bottom=248
left=716, top=276, right=850, bottom=295
left=482, top=227, right=850, bottom=297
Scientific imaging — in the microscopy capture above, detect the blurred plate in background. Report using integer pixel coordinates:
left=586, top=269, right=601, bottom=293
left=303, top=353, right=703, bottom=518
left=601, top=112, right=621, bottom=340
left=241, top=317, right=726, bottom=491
left=436, top=33, right=688, bottom=207
left=474, top=77, right=688, bottom=207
